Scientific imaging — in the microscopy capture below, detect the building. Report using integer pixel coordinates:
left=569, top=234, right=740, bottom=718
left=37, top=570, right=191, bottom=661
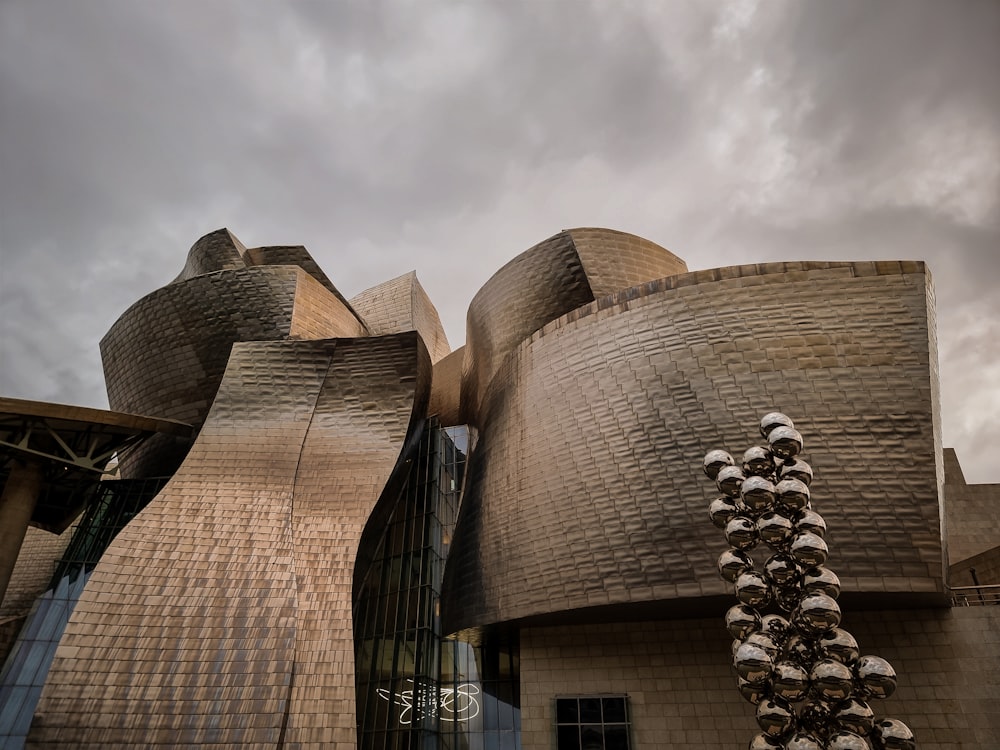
left=1, top=228, right=998, bottom=749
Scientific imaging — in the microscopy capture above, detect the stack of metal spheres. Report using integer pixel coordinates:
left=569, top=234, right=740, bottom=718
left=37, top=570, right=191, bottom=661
left=703, top=413, right=916, bottom=750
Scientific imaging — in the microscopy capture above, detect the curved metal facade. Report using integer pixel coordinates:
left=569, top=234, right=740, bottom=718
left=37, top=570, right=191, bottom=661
left=30, top=333, right=429, bottom=747
left=100, top=233, right=368, bottom=478
left=12, top=226, right=954, bottom=748
left=440, top=261, right=944, bottom=632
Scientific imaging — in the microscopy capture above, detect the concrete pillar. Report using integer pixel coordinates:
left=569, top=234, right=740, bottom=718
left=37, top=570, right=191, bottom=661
left=0, top=460, right=43, bottom=606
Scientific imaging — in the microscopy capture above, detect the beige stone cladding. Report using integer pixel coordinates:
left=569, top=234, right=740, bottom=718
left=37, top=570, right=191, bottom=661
left=29, top=332, right=429, bottom=748
left=349, top=271, right=452, bottom=364
left=519, top=607, right=1000, bottom=750
left=442, top=261, right=943, bottom=632
left=101, top=258, right=367, bottom=479
left=460, top=229, right=685, bottom=425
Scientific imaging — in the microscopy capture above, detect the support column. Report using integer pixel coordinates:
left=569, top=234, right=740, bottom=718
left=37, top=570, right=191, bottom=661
left=0, top=460, right=43, bottom=606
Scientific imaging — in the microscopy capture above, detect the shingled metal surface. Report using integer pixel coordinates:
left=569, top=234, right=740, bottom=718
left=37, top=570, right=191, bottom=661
left=349, top=271, right=452, bottom=364
left=441, top=261, right=944, bottom=632
left=29, top=333, right=428, bottom=748
left=100, top=262, right=366, bottom=478
left=459, top=229, right=683, bottom=425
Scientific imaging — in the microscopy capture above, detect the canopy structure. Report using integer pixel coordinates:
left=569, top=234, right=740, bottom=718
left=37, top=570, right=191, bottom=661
left=0, top=397, right=191, bottom=602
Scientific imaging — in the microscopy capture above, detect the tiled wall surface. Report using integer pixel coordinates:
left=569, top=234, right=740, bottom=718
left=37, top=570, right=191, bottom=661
left=28, top=334, right=428, bottom=748
left=459, top=229, right=683, bottom=425
left=101, top=265, right=366, bottom=478
left=943, top=448, right=1000, bottom=570
left=520, top=606, right=1000, bottom=750
left=349, top=271, right=452, bottom=364
left=443, top=262, right=943, bottom=632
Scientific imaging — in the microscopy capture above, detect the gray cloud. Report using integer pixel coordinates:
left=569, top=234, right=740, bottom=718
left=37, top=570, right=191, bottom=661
left=1, top=0, right=997, bottom=481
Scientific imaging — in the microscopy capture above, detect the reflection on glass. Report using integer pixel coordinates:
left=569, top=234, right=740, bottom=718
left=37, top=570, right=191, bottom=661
left=354, top=421, right=521, bottom=750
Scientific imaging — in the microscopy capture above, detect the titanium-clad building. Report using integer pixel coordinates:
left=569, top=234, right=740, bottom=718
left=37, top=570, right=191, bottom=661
left=1, top=228, right=997, bottom=749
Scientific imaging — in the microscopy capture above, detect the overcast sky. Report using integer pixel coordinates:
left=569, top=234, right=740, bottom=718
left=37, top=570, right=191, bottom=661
left=1, top=0, right=997, bottom=482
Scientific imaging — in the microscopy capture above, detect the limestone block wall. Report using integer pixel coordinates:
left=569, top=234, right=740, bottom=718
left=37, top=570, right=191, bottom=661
left=520, top=607, right=1000, bottom=750
left=442, top=262, right=943, bottom=632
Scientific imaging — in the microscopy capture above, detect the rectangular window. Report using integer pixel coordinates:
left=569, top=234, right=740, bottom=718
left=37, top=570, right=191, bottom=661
left=555, top=695, right=631, bottom=750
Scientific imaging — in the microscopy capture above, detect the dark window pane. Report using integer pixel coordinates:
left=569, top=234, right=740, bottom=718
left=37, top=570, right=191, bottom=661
left=557, top=725, right=580, bottom=750
left=581, top=725, right=603, bottom=750
left=579, top=698, right=602, bottom=723
left=556, top=698, right=578, bottom=724
left=602, top=697, right=627, bottom=723
left=604, top=725, right=629, bottom=750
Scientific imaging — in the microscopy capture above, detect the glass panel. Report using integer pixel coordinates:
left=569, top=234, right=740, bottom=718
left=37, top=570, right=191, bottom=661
left=557, top=725, right=580, bottom=750
left=556, top=698, right=578, bottom=724
left=580, top=726, right=603, bottom=750
left=579, top=698, right=602, bottom=724
left=604, top=725, right=629, bottom=750
left=602, top=697, right=626, bottom=723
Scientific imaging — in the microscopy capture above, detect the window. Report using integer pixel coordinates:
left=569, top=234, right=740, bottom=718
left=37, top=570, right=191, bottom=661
left=555, top=695, right=631, bottom=750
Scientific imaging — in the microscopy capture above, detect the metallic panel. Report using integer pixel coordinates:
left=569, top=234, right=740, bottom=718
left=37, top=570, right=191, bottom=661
left=349, top=271, right=452, bottom=364
left=441, top=261, right=944, bottom=632
left=101, top=260, right=366, bottom=478
left=29, top=332, right=429, bottom=748
left=459, top=229, right=685, bottom=425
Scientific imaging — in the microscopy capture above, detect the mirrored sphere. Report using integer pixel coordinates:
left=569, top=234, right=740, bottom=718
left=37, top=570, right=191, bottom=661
left=743, top=446, right=776, bottom=477
left=719, top=549, right=754, bottom=583
left=802, top=566, right=841, bottom=599
left=784, top=732, right=824, bottom=750
left=817, top=628, right=860, bottom=665
left=833, top=698, right=875, bottom=736
left=703, top=449, right=735, bottom=480
left=717, top=465, right=747, bottom=498
left=736, top=570, right=773, bottom=607
left=855, top=655, right=897, bottom=700
left=775, top=583, right=804, bottom=613
left=776, top=478, right=811, bottom=512
left=756, top=696, right=796, bottom=738
left=735, top=641, right=774, bottom=684
left=726, top=516, right=760, bottom=551
left=797, top=699, right=833, bottom=738
left=768, top=425, right=804, bottom=459
left=810, top=658, right=854, bottom=702
left=764, top=554, right=802, bottom=587
left=748, top=733, right=784, bottom=750
left=771, top=660, right=809, bottom=702
left=760, top=412, right=795, bottom=438
left=826, top=730, right=872, bottom=750
left=760, top=614, right=791, bottom=646
left=780, top=458, right=814, bottom=486
left=782, top=633, right=817, bottom=667
left=742, top=476, right=778, bottom=514
left=795, top=509, right=826, bottom=538
left=738, top=677, right=771, bottom=705
left=795, top=593, right=842, bottom=635
left=726, top=604, right=762, bottom=640
left=710, top=496, right=742, bottom=529
left=758, top=512, right=794, bottom=550
left=870, top=719, right=915, bottom=750
left=790, top=531, right=829, bottom=568
left=745, top=631, right=781, bottom=660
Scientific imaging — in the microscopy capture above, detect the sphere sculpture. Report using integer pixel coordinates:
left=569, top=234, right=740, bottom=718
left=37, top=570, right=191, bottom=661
left=702, top=413, right=914, bottom=749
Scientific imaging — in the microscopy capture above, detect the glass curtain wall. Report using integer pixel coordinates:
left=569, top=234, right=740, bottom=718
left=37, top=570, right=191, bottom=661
left=354, top=421, right=521, bottom=750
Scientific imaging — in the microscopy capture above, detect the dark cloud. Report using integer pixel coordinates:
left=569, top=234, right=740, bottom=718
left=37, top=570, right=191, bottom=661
left=1, top=0, right=997, bottom=481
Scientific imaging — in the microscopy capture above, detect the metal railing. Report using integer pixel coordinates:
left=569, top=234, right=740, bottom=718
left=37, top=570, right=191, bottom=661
left=950, top=584, right=1000, bottom=606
